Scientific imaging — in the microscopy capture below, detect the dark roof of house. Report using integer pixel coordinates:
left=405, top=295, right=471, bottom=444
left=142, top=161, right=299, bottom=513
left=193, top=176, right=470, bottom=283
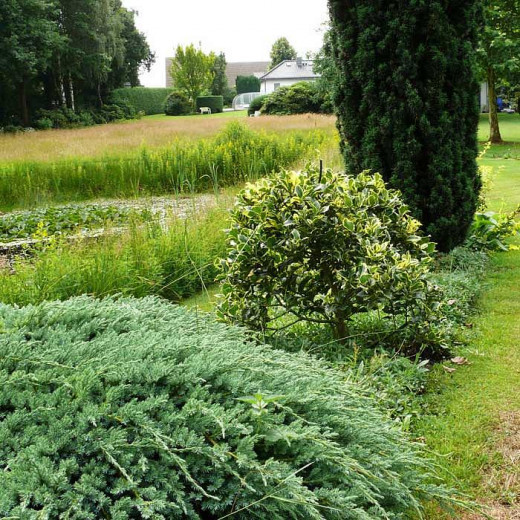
left=260, top=59, right=319, bottom=81
left=164, top=59, right=269, bottom=88
left=225, top=62, right=270, bottom=87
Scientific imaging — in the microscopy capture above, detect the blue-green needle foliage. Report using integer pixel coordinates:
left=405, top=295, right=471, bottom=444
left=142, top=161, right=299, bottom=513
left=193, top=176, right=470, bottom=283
left=0, top=296, right=449, bottom=519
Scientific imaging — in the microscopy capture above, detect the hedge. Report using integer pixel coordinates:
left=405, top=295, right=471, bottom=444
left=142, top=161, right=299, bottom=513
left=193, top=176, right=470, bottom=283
left=236, top=75, right=261, bottom=94
left=110, top=87, right=173, bottom=115
left=0, top=296, right=447, bottom=518
left=196, top=95, right=223, bottom=114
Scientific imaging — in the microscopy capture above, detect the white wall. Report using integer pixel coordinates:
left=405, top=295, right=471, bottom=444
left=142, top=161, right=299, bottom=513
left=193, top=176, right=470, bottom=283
left=261, top=78, right=317, bottom=94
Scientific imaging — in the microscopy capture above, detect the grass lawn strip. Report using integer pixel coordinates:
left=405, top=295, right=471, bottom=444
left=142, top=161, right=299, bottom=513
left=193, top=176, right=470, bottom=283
left=420, top=242, right=520, bottom=519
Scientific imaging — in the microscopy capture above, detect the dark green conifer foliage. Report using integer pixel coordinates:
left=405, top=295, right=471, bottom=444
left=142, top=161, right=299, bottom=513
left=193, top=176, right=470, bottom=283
left=328, top=0, right=483, bottom=251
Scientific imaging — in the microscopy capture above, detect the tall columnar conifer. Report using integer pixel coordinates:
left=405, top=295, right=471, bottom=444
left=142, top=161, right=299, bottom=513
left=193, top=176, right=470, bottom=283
left=328, top=0, right=483, bottom=251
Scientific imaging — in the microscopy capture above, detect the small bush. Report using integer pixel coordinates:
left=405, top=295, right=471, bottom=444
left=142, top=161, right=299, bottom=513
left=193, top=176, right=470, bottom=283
left=36, top=107, right=79, bottom=129
left=34, top=117, right=53, bottom=130
left=0, top=296, right=448, bottom=518
left=111, top=87, right=173, bottom=115
left=196, top=95, right=223, bottom=114
left=467, top=207, right=520, bottom=251
left=262, top=82, right=332, bottom=115
left=217, top=166, right=446, bottom=356
left=0, top=125, right=24, bottom=134
left=164, top=91, right=191, bottom=116
left=223, top=86, right=237, bottom=106
left=247, top=95, right=267, bottom=116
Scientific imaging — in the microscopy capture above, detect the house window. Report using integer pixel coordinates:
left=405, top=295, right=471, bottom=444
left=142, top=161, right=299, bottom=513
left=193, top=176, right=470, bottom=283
left=274, top=83, right=281, bottom=90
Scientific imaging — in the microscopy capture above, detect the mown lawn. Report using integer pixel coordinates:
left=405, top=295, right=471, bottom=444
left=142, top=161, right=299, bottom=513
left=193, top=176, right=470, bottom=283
left=420, top=117, right=520, bottom=518
left=142, top=110, right=246, bottom=121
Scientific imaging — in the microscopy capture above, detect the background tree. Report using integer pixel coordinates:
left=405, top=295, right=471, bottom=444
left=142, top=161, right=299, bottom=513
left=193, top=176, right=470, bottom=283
left=269, top=37, right=297, bottom=69
left=328, top=0, right=483, bottom=252
left=0, top=0, right=154, bottom=125
left=108, top=7, right=155, bottom=89
left=478, top=0, right=520, bottom=143
left=169, top=44, right=215, bottom=108
left=0, top=0, right=62, bottom=125
left=210, top=52, right=228, bottom=96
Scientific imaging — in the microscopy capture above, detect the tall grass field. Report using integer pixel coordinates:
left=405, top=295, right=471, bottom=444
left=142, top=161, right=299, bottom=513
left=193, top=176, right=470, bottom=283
left=0, top=122, right=331, bottom=210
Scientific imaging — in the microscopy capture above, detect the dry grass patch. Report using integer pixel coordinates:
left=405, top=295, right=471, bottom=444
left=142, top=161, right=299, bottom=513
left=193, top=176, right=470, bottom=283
left=0, top=114, right=336, bottom=163
left=461, top=411, right=520, bottom=520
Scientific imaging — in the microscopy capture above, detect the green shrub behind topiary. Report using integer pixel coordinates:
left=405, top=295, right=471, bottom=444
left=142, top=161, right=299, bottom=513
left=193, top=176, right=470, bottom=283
left=0, top=296, right=448, bottom=518
left=196, top=95, right=223, bottom=114
left=217, top=165, right=447, bottom=356
left=164, top=91, right=191, bottom=116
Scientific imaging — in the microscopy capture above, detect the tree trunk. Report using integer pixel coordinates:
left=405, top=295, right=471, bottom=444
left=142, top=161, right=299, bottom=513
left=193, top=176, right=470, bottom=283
left=69, top=75, right=75, bottom=112
left=97, top=80, right=103, bottom=108
left=487, top=67, right=503, bottom=144
left=18, top=80, right=29, bottom=127
left=333, top=317, right=347, bottom=342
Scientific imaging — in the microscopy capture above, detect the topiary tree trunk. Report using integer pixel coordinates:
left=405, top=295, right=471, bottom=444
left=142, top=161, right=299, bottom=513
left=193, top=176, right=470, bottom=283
left=328, top=0, right=483, bottom=252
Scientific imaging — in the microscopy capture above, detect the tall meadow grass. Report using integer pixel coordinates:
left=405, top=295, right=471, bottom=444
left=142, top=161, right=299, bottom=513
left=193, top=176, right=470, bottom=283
left=0, top=122, right=331, bottom=210
left=0, top=203, right=230, bottom=305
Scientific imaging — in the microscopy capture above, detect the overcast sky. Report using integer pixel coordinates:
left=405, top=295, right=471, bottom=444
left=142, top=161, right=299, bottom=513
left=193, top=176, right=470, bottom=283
left=121, top=0, right=330, bottom=87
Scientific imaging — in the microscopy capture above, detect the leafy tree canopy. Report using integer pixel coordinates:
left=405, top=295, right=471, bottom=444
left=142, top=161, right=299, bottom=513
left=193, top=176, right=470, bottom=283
left=210, top=51, right=228, bottom=96
left=0, top=0, right=154, bottom=126
left=269, top=37, right=297, bottom=69
left=478, top=0, right=520, bottom=142
left=169, top=44, right=215, bottom=108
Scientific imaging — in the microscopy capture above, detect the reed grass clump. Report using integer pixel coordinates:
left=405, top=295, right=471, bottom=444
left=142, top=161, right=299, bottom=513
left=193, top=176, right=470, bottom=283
left=0, top=122, right=328, bottom=210
left=0, top=296, right=450, bottom=518
left=0, top=204, right=228, bottom=305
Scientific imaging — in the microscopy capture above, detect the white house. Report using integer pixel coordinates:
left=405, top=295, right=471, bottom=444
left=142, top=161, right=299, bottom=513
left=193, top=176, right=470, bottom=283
left=259, top=58, right=320, bottom=94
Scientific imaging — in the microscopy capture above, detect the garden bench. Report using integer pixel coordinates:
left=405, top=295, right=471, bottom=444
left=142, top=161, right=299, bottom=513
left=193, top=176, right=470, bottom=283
left=199, top=107, right=211, bottom=115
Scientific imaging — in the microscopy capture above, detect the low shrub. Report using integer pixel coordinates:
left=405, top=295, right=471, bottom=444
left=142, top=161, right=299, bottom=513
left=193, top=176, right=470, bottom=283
left=0, top=295, right=449, bottom=518
left=466, top=206, right=520, bottom=251
left=36, top=107, right=80, bottom=129
left=111, top=87, right=173, bottom=115
left=217, top=166, right=447, bottom=357
left=99, top=102, right=136, bottom=123
left=0, top=125, right=24, bottom=134
left=223, top=86, right=237, bottom=106
left=247, top=95, right=267, bottom=116
left=196, top=95, right=223, bottom=114
left=34, top=117, right=53, bottom=130
left=35, top=103, right=136, bottom=130
left=262, top=81, right=333, bottom=115
left=164, top=91, right=191, bottom=116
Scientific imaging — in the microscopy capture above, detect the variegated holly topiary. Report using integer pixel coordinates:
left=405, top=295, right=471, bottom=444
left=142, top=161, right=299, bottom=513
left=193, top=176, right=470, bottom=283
left=217, top=166, right=446, bottom=355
